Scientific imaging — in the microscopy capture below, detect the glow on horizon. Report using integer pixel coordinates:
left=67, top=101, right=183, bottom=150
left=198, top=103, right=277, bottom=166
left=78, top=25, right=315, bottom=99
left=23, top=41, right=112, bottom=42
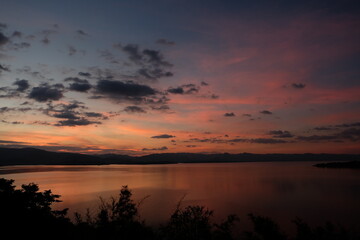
left=0, top=1, right=359, bottom=155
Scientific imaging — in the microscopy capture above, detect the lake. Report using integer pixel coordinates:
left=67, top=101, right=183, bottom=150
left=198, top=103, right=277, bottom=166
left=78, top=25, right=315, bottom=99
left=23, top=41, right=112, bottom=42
left=1, top=162, right=359, bottom=234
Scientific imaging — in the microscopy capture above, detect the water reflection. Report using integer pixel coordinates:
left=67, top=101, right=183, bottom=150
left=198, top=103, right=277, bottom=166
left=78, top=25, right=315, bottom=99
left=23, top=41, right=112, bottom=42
left=1, top=162, right=359, bottom=232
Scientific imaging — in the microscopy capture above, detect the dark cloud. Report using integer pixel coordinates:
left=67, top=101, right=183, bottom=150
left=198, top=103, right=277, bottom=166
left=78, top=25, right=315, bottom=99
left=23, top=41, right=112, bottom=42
left=114, top=43, right=173, bottom=81
left=156, top=38, right=175, bottom=46
left=0, top=64, right=10, bottom=72
left=42, top=101, right=104, bottom=127
left=0, top=32, right=9, bottom=46
left=142, top=49, right=173, bottom=67
left=268, top=130, right=294, bottom=138
left=41, top=37, right=50, bottom=45
left=123, top=105, right=147, bottom=113
left=243, top=114, right=252, bottom=117
left=13, top=79, right=30, bottom=92
left=338, top=128, right=360, bottom=142
left=0, top=106, right=32, bottom=114
left=11, top=31, right=22, bottom=38
left=84, top=112, right=102, bottom=118
left=151, top=134, right=175, bottom=139
left=28, top=83, right=64, bottom=102
left=39, top=29, right=57, bottom=45
left=99, top=49, right=119, bottom=64
left=297, top=128, right=360, bottom=143
left=137, top=67, right=173, bottom=80
left=54, top=118, right=101, bottom=127
left=167, top=84, right=200, bottom=95
left=0, top=23, right=7, bottom=29
left=64, top=77, right=92, bottom=92
left=335, top=122, right=360, bottom=128
left=260, top=110, right=272, bottom=115
left=167, top=87, right=184, bottom=94
left=296, top=135, right=339, bottom=142
left=314, top=127, right=333, bottom=131
left=95, top=79, right=159, bottom=103
left=189, top=136, right=288, bottom=144
left=142, top=146, right=168, bottom=151
left=151, top=104, right=171, bottom=112
left=249, top=138, right=288, bottom=144
left=291, top=83, right=306, bottom=89
left=68, top=46, right=77, bottom=56
left=69, top=82, right=92, bottom=92
left=15, top=66, right=47, bottom=80
left=76, top=30, right=88, bottom=36
left=0, top=139, right=26, bottom=144
left=224, top=112, right=236, bottom=117
left=43, top=101, right=84, bottom=118
left=201, top=81, right=209, bottom=86
left=78, top=72, right=92, bottom=77
left=9, top=42, right=31, bottom=50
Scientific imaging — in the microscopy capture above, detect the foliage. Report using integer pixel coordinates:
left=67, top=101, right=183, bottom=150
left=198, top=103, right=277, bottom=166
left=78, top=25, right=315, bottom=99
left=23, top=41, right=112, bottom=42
left=1, top=177, right=359, bottom=240
left=0, top=178, right=72, bottom=239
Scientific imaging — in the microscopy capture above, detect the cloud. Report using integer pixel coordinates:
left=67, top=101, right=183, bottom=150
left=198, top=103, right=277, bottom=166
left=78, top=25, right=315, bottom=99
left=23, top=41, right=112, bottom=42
left=189, top=137, right=288, bottom=144
left=151, top=134, right=175, bottom=139
left=151, top=104, right=171, bottom=112
left=260, top=110, right=272, bottom=115
left=123, top=105, right=147, bottom=113
left=0, top=23, right=7, bottom=29
left=95, top=79, right=161, bottom=103
left=114, top=43, right=173, bottom=81
left=243, top=114, right=252, bottom=117
left=0, top=32, right=9, bottom=46
left=167, top=84, right=200, bottom=95
left=200, top=81, right=209, bottom=86
left=268, top=130, right=294, bottom=138
left=0, top=139, right=26, bottom=144
left=335, top=122, right=360, bottom=128
left=13, top=79, right=30, bottom=92
left=41, top=101, right=104, bottom=127
left=296, top=135, right=339, bottom=142
left=167, top=87, right=184, bottom=94
left=249, top=138, right=288, bottom=144
left=68, top=46, right=77, bottom=56
left=0, top=64, right=10, bottom=72
left=0, top=106, right=31, bottom=114
left=85, top=112, right=105, bottom=118
left=291, top=83, right=306, bottom=89
left=137, top=67, right=173, bottom=80
left=156, top=38, right=175, bottom=45
left=54, top=118, right=101, bottom=127
left=65, top=77, right=92, bottom=92
left=9, top=42, right=31, bottom=50
left=78, top=72, right=91, bottom=77
left=224, top=112, right=235, bottom=117
left=314, top=127, right=333, bottom=131
left=142, top=146, right=168, bottom=151
left=41, top=37, right=50, bottom=45
left=28, top=83, right=64, bottom=102
left=76, top=30, right=88, bottom=36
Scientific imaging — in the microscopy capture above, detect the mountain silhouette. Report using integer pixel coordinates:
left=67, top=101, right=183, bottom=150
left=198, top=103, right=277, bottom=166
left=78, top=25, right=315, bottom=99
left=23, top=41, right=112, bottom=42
left=0, top=147, right=359, bottom=166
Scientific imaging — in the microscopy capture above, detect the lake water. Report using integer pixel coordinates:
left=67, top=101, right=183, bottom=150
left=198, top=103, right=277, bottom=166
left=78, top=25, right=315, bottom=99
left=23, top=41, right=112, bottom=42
left=1, top=162, right=359, bottom=233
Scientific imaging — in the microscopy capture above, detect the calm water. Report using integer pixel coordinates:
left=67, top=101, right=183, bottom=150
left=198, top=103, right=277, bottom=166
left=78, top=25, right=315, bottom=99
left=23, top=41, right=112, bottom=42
left=1, top=162, right=359, bottom=233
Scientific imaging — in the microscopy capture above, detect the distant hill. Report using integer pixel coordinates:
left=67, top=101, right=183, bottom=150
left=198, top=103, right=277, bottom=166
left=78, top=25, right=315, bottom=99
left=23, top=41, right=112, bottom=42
left=0, top=147, right=359, bottom=166
left=314, top=161, right=360, bottom=169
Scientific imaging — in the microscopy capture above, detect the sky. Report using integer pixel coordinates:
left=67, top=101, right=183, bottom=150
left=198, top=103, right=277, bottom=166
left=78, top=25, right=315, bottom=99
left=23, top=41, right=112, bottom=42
left=0, top=0, right=359, bottom=155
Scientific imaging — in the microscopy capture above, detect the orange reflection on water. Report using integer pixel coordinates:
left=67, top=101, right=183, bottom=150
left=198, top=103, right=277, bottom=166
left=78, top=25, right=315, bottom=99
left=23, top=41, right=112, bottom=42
left=1, top=162, right=360, bottom=233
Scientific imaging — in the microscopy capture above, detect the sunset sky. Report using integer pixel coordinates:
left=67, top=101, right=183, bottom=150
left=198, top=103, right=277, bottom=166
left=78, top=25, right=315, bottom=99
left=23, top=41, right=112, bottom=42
left=0, top=0, right=359, bottom=155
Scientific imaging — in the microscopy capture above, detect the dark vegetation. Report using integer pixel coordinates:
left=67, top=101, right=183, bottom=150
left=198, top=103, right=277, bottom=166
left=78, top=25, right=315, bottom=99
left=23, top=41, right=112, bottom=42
left=0, top=147, right=359, bottom=165
left=314, top=161, right=360, bottom=169
left=1, top=178, right=359, bottom=240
